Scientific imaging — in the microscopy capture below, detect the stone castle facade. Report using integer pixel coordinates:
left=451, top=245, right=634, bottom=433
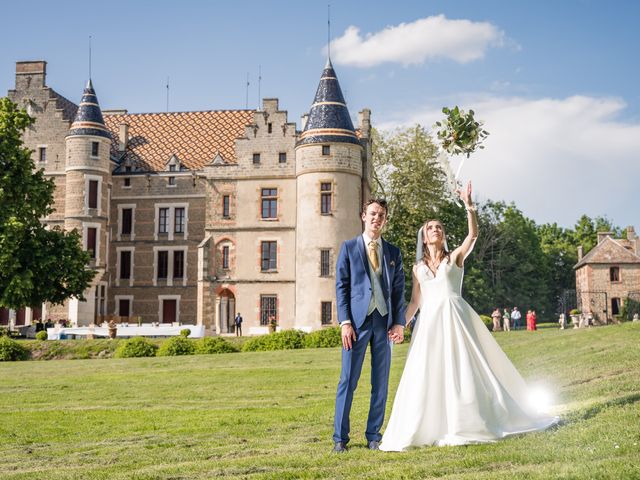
left=574, top=227, right=640, bottom=323
left=2, top=60, right=372, bottom=334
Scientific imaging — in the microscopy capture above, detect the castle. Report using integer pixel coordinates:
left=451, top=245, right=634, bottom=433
left=2, top=59, right=372, bottom=334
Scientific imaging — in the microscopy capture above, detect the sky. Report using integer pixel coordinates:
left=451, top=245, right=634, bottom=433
left=1, top=0, right=638, bottom=231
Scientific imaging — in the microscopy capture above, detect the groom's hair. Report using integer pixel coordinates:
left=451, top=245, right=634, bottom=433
left=361, top=198, right=388, bottom=215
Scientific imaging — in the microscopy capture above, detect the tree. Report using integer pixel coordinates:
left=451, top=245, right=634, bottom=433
left=0, top=97, right=95, bottom=310
left=571, top=214, right=621, bottom=255
left=371, top=125, right=453, bottom=291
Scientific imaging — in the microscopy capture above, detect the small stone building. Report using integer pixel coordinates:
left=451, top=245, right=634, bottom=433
left=1, top=59, right=372, bottom=334
left=574, top=227, right=640, bottom=323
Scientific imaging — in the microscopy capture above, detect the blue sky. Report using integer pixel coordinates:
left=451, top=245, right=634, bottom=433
left=1, top=0, right=638, bottom=230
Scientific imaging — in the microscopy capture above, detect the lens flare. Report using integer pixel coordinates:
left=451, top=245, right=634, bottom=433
left=528, top=386, right=553, bottom=413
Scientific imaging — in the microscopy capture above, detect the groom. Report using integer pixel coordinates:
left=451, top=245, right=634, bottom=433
left=333, top=198, right=406, bottom=452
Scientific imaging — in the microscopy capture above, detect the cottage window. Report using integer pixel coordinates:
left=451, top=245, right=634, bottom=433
left=610, top=266, right=620, bottom=282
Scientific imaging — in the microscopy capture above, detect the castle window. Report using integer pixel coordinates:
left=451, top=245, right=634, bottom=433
left=320, top=249, right=331, bottom=277
left=118, top=298, right=131, bottom=318
left=38, top=147, right=46, bottom=163
left=88, top=180, right=99, bottom=209
left=124, top=177, right=131, bottom=187
left=168, top=176, right=176, bottom=186
left=261, top=241, right=277, bottom=272
left=157, top=251, right=169, bottom=279
left=260, top=295, right=277, bottom=326
left=158, top=208, right=169, bottom=234
left=222, top=246, right=230, bottom=269
left=173, top=250, right=184, bottom=279
left=174, top=208, right=185, bottom=234
left=222, top=195, right=230, bottom=218
left=153, top=247, right=188, bottom=286
left=279, top=152, right=287, bottom=163
left=610, top=266, right=620, bottom=282
left=87, top=227, right=97, bottom=259
left=119, top=250, right=132, bottom=280
left=321, top=301, right=332, bottom=325
left=322, top=145, right=330, bottom=156
left=155, top=204, right=189, bottom=241
left=320, top=182, right=332, bottom=214
left=91, top=142, right=99, bottom=157
left=121, top=208, right=133, bottom=235
left=261, top=188, right=277, bottom=219
left=253, top=153, right=261, bottom=164
left=268, top=123, right=273, bottom=134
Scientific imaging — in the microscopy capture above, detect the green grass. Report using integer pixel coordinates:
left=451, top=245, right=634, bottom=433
left=1, top=323, right=639, bottom=479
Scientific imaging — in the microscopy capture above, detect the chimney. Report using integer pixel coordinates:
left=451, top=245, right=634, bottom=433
left=577, top=245, right=583, bottom=261
left=358, top=108, right=371, bottom=138
left=597, top=232, right=612, bottom=244
left=301, top=113, right=309, bottom=131
left=627, top=226, right=636, bottom=241
left=15, top=61, right=47, bottom=90
left=118, top=123, right=129, bottom=152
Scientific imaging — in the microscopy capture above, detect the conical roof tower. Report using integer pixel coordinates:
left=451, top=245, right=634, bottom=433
left=297, top=59, right=359, bottom=146
left=67, top=79, right=111, bottom=139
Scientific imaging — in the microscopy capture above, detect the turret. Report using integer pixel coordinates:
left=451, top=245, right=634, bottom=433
left=64, top=79, right=112, bottom=325
left=294, top=60, right=370, bottom=330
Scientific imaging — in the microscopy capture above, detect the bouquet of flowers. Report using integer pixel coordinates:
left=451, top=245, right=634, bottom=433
left=433, top=106, right=489, bottom=201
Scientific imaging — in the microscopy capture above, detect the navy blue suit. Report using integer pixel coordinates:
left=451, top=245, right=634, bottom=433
left=333, top=235, right=405, bottom=444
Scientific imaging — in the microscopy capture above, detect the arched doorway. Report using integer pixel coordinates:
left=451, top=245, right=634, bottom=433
left=218, top=289, right=236, bottom=334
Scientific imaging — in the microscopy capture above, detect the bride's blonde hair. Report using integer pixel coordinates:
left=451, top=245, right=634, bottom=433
left=421, top=219, right=450, bottom=266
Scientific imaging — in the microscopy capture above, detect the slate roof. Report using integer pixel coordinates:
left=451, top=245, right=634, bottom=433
left=298, top=59, right=359, bottom=146
left=574, top=236, right=640, bottom=269
left=67, top=79, right=111, bottom=139
left=103, top=110, right=255, bottom=172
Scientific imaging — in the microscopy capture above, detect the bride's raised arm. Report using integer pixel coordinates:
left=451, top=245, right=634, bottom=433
left=453, top=181, right=478, bottom=267
left=405, top=265, right=422, bottom=324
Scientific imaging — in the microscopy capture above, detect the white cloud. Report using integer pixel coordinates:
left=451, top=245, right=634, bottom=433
left=330, top=15, right=505, bottom=68
left=379, top=95, right=640, bottom=228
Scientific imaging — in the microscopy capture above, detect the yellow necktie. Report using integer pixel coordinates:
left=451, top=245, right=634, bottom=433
left=368, top=241, right=379, bottom=271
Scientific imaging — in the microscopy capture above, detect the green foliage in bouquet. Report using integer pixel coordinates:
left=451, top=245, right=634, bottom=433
left=434, top=106, right=489, bottom=158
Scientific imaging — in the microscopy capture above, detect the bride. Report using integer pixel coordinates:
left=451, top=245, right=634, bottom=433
left=380, top=182, right=558, bottom=451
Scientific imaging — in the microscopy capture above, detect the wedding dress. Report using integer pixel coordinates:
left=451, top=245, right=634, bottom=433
left=380, top=259, right=558, bottom=451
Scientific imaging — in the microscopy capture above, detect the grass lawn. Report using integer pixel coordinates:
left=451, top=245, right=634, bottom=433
left=1, top=323, right=639, bottom=479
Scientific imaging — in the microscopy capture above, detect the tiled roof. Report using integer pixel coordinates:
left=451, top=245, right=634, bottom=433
left=103, top=110, right=255, bottom=172
left=574, top=236, right=640, bottom=269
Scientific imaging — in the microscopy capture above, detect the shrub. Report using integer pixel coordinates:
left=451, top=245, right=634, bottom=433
left=479, top=315, right=493, bottom=331
left=195, top=337, right=238, bottom=354
left=115, top=337, right=158, bottom=358
left=35, top=330, right=48, bottom=341
left=242, top=329, right=307, bottom=352
left=157, top=336, right=196, bottom=356
left=570, top=309, right=581, bottom=315
left=304, top=326, right=341, bottom=348
left=0, top=336, right=30, bottom=361
left=180, top=328, right=191, bottom=337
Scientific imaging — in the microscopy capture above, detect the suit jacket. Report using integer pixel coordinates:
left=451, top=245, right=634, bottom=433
left=336, top=235, right=405, bottom=330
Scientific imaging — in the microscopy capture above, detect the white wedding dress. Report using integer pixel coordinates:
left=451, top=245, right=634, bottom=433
left=380, top=260, right=558, bottom=451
